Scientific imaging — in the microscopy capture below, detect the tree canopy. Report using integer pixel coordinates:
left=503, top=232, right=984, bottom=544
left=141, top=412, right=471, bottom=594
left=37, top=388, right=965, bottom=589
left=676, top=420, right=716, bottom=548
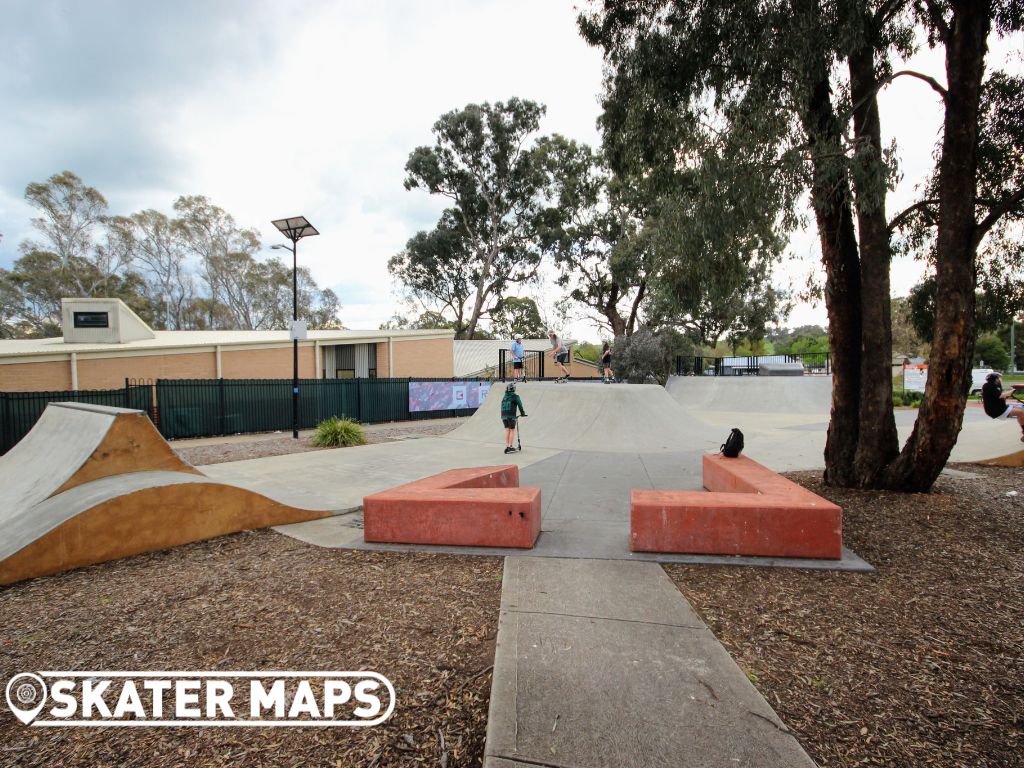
left=580, top=0, right=1023, bottom=491
left=1, top=172, right=342, bottom=338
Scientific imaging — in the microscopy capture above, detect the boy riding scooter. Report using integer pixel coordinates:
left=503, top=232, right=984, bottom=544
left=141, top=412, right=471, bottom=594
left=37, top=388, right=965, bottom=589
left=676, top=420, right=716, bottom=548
left=981, top=371, right=1024, bottom=442
left=501, top=383, right=527, bottom=453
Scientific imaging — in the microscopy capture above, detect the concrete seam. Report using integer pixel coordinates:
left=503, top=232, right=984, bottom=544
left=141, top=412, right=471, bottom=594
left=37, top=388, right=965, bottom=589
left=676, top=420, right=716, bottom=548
left=499, top=607, right=706, bottom=632
left=637, top=452, right=656, bottom=488
left=489, top=754, right=576, bottom=768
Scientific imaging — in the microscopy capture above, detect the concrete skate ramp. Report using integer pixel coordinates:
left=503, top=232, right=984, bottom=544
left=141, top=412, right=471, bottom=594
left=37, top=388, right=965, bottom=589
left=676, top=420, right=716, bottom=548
left=445, top=382, right=717, bottom=453
left=0, top=403, right=331, bottom=585
left=667, top=375, right=833, bottom=415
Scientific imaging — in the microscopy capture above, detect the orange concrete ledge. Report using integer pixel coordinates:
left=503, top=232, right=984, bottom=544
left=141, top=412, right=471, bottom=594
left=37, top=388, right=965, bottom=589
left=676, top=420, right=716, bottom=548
left=631, top=454, right=842, bottom=559
left=363, top=465, right=541, bottom=548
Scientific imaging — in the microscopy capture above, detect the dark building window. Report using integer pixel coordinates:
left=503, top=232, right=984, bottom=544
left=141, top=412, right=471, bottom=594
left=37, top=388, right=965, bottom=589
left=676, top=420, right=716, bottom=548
left=73, top=311, right=109, bottom=328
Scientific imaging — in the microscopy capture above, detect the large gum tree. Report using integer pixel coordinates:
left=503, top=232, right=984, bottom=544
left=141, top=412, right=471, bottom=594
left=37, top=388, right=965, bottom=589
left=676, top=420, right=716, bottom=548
left=581, top=0, right=1023, bottom=491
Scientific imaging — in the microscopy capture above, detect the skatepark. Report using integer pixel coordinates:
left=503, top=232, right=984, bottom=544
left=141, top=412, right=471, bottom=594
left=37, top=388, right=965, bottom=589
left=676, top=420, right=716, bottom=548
left=1, top=376, right=1020, bottom=767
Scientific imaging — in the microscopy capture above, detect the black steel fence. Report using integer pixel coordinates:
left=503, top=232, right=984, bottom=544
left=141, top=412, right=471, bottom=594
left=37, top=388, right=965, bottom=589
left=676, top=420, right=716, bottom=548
left=676, top=353, right=832, bottom=376
left=153, top=377, right=486, bottom=440
left=0, top=377, right=487, bottom=452
left=498, top=349, right=546, bottom=381
left=0, top=383, right=154, bottom=454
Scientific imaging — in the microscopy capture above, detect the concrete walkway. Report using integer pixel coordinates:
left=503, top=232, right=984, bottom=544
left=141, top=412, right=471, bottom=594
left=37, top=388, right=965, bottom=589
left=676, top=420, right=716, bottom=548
left=485, top=557, right=817, bottom=767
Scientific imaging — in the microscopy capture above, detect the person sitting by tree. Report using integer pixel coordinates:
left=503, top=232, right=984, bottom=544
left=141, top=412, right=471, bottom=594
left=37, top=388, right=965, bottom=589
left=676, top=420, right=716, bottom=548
left=981, top=371, right=1024, bottom=442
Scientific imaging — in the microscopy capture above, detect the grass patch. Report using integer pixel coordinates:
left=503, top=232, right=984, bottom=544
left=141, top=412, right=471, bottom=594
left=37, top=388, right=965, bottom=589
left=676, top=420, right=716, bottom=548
left=311, top=416, right=367, bottom=448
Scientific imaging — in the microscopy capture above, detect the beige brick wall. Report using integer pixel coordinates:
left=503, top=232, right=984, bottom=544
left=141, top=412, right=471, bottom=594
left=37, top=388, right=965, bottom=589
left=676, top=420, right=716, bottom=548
left=221, top=346, right=316, bottom=379
left=77, top=352, right=217, bottom=389
left=0, top=361, right=73, bottom=392
left=375, top=342, right=390, bottom=377
left=391, top=337, right=454, bottom=378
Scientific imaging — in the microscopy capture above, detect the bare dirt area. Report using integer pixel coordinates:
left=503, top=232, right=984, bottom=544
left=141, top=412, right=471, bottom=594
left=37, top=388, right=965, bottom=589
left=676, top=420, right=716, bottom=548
left=0, top=530, right=502, bottom=767
left=665, top=463, right=1024, bottom=768
left=171, top=419, right=464, bottom=466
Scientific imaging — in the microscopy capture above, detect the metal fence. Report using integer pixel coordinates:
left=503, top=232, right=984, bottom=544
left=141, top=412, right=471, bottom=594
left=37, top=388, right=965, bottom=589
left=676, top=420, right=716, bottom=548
left=0, top=383, right=154, bottom=454
left=0, top=377, right=487, bottom=451
left=497, top=349, right=546, bottom=381
left=154, top=377, right=486, bottom=440
left=676, top=353, right=832, bottom=376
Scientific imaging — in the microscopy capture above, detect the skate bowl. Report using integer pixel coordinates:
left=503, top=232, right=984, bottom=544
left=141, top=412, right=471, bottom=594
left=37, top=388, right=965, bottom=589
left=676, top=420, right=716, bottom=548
left=631, top=454, right=843, bottom=559
left=0, top=402, right=332, bottom=585
left=363, top=465, right=541, bottom=548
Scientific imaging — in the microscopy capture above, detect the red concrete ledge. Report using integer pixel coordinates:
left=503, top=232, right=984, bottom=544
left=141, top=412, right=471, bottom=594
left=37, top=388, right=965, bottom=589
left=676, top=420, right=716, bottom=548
left=631, top=454, right=842, bottom=559
left=363, top=465, right=541, bottom=549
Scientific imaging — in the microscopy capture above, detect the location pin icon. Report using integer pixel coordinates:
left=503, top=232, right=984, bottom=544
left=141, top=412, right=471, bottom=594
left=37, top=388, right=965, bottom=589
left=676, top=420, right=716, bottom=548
left=5, top=673, right=48, bottom=725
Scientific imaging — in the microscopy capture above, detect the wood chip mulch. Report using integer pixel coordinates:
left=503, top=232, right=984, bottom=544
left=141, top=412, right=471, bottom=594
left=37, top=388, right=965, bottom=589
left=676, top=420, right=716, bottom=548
left=171, top=420, right=463, bottom=466
left=0, top=531, right=502, bottom=767
left=665, top=463, right=1024, bottom=768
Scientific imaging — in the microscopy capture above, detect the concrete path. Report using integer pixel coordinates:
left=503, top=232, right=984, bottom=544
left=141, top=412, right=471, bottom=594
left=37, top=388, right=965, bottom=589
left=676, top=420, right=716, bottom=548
left=485, top=557, right=817, bottom=768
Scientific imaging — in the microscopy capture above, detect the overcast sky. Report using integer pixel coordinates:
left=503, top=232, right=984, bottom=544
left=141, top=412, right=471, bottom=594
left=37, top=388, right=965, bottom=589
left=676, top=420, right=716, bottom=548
left=0, top=1, right=1019, bottom=341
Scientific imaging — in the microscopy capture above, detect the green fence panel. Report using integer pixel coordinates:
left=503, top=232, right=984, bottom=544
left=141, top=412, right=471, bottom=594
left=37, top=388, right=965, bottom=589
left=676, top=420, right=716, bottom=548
left=0, top=385, right=154, bottom=455
left=151, top=377, right=487, bottom=440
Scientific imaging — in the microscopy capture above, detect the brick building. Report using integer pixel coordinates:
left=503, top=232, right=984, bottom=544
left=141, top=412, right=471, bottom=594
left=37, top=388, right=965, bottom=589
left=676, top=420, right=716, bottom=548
left=0, top=298, right=455, bottom=392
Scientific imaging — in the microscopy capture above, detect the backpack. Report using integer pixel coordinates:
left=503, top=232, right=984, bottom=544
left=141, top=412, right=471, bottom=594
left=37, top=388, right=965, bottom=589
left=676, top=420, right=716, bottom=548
left=721, top=428, right=744, bottom=458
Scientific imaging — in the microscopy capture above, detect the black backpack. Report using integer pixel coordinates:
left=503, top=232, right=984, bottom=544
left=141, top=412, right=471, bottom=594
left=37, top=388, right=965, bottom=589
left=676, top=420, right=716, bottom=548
left=721, top=428, right=744, bottom=458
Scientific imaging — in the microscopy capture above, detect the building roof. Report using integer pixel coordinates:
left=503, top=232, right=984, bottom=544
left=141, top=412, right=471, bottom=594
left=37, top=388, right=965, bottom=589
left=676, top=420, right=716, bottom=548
left=454, top=338, right=577, bottom=378
left=0, top=328, right=454, bottom=361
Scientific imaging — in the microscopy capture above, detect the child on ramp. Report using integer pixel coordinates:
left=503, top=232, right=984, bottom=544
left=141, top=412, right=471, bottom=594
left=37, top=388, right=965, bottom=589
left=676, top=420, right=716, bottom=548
left=501, top=383, right=527, bottom=453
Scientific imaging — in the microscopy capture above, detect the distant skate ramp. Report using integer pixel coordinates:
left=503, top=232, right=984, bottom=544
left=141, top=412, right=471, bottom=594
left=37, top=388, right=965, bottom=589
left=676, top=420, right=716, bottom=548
left=445, top=382, right=721, bottom=454
left=0, top=403, right=331, bottom=585
left=666, top=375, right=833, bottom=415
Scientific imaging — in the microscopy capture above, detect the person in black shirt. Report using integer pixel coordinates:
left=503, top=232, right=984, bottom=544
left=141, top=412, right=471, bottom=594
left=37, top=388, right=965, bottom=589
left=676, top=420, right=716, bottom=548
left=981, top=372, right=1024, bottom=442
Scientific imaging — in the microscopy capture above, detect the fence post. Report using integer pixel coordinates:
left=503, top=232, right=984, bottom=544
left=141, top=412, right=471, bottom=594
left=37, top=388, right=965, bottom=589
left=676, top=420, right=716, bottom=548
left=218, top=377, right=226, bottom=436
left=1, top=393, right=10, bottom=454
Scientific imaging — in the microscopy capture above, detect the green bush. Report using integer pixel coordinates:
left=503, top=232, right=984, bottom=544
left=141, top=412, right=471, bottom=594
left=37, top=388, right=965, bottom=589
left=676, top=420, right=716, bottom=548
left=311, top=417, right=367, bottom=448
left=892, top=390, right=923, bottom=408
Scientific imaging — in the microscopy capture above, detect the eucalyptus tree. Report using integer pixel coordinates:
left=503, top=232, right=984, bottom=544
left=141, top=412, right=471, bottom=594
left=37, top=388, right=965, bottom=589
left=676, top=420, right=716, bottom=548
left=398, top=99, right=548, bottom=339
left=534, top=135, right=650, bottom=337
left=581, top=0, right=1023, bottom=490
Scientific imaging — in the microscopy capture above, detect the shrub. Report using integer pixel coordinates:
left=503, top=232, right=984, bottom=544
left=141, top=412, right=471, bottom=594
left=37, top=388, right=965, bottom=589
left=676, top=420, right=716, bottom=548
left=311, top=417, right=367, bottom=448
left=892, top=390, right=923, bottom=408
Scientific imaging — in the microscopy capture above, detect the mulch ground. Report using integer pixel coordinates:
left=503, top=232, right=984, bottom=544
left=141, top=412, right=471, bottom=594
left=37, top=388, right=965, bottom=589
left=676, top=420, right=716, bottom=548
left=171, top=420, right=463, bottom=466
left=0, top=532, right=502, bottom=767
left=665, top=463, right=1024, bottom=768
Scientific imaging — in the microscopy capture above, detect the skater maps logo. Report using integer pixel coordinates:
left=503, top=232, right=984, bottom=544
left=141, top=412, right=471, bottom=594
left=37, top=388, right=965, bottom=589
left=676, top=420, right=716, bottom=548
left=4, top=671, right=395, bottom=727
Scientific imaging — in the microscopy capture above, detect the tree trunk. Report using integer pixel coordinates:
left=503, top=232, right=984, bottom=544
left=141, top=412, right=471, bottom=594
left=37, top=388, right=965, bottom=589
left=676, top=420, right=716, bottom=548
left=796, top=37, right=863, bottom=487
left=882, top=2, right=990, bottom=491
left=848, top=42, right=900, bottom=485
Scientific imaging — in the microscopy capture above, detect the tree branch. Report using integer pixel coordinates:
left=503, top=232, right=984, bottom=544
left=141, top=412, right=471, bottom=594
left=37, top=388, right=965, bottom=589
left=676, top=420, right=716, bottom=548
left=888, top=198, right=940, bottom=231
left=974, top=187, right=1024, bottom=246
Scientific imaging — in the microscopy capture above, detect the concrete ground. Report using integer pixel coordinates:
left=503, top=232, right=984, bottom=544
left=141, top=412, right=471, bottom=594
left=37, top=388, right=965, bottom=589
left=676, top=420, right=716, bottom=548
left=485, top=557, right=817, bottom=768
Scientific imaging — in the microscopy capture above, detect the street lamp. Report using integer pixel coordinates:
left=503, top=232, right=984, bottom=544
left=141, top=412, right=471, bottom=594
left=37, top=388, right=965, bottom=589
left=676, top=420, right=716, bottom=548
left=271, top=216, right=319, bottom=439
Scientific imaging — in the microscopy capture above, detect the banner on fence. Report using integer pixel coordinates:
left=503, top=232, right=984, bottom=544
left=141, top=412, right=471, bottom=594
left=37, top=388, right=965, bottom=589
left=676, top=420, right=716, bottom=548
left=408, top=381, right=491, bottom=412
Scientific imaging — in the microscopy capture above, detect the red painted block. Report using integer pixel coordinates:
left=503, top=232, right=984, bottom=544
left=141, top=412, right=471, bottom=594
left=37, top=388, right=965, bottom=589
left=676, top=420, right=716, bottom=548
left=631, top=454, right=842, bottom=559
left=363, top=464, right=541, bottom=548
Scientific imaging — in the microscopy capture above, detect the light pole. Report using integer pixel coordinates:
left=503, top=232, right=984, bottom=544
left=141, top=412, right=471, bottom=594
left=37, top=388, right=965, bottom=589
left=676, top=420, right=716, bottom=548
left=271, top=216, right=319, bottom=439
